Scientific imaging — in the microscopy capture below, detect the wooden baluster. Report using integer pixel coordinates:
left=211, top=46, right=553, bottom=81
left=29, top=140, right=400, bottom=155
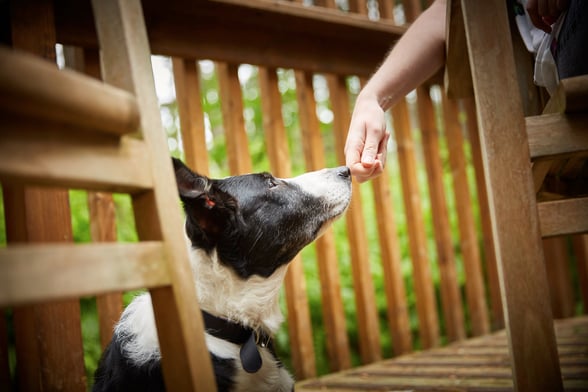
left=417, top=86, right=465, bottom=342
left=295, top=70, right=351, bottom=371
left=442, top=93, right=490, bottom=336
left=259, top=67, right=316, bottom=379
left=392, top=99, right=440, bottom=349
left=328, top=74, right=382, bottom=363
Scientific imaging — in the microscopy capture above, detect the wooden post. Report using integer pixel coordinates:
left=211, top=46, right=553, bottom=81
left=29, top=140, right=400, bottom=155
left=460, top=0, right=563, bottom=390
left=7, top=2, right=87, bottom=390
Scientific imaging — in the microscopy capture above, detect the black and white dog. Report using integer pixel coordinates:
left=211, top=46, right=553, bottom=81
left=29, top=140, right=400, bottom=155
left=93, top=158, right=352, bottom=392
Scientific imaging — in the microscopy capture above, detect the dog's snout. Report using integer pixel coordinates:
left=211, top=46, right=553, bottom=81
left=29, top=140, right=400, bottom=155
left=337, top=166, right=351, bottom=179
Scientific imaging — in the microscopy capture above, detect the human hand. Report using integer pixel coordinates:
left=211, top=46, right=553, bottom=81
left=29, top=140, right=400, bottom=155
left=526, top=0, right=569, bottom=33
left=344, top=93, right=390, bottom=183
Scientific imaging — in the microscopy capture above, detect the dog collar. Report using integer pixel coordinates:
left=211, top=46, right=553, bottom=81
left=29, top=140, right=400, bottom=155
left=201, top=310, right=271, bottom=373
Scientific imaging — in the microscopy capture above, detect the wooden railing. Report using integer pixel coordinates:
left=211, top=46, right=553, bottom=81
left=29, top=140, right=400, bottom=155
left=1, top=0, right=587, bottom=389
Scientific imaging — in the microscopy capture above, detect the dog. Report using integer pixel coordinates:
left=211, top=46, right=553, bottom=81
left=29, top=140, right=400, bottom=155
left=92, top=158, right=352, bottom=392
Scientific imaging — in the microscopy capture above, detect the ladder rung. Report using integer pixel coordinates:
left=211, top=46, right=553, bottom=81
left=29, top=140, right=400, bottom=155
left=538, top=197, right=588, bottom=237
left=0, top=242, right=171, bottom=307
left=0, top=125, right=153, bottom=193
left=526, top=113, right=588, bottom=160
left=0, top=46, right=140, bottom=136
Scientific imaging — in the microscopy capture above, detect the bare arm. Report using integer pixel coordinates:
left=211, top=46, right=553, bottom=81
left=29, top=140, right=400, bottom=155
left=345, top=0, right=447, bottom=182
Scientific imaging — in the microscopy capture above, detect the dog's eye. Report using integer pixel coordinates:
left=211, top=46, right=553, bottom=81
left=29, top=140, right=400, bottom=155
left=267, top=177, right=280, bottom=189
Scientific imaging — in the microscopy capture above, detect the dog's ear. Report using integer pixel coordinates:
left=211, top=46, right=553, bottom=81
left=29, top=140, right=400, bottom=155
left=172, top=158, right=237, bottom=246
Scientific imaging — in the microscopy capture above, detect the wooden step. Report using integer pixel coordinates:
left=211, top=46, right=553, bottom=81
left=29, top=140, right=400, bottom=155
left=0, top=241, right=171, bottom=306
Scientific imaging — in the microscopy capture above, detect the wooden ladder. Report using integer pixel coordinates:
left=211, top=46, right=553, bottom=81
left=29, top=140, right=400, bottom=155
left=0, top=0, right=216, bottom=390
left=447, top=0, right=588, bottom=391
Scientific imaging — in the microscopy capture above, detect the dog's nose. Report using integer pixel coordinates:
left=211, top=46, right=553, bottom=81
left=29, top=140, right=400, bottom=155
left=336, top=166, right=351, bottom=179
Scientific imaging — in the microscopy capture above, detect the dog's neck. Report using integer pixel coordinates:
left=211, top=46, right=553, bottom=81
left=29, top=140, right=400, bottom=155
left=189, top=247, right=288, bottom=334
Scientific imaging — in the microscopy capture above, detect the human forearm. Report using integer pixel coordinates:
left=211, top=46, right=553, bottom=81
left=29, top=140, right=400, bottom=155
left=360, top=0, right=447, bottom=110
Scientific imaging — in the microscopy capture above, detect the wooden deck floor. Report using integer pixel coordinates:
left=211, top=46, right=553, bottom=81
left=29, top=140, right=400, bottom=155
left=296, top=316, right=588, bottom=391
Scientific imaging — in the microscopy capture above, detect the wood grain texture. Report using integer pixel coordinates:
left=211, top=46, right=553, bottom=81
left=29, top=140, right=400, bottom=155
left=460, top=0, right=563, bottom=390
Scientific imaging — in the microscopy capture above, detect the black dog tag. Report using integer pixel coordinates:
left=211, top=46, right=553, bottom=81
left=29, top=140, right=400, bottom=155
left=240, top=332, right=263, bottom=373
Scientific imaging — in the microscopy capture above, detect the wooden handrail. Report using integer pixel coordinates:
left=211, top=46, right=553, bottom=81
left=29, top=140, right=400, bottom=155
left=54, top=0, right=406, bottom=76
left=0, top=46, right=140, bottom=136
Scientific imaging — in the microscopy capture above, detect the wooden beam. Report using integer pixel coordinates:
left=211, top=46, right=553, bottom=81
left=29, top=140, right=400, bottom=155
left=54, top=0, right=405, bottom=77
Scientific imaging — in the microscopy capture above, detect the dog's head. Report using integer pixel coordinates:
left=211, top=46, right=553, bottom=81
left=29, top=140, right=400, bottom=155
left=173, top=158, right=351, bottom=279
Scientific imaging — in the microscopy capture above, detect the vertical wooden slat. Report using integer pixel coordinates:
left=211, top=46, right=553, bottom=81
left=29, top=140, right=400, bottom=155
left=63, top=46, right=125, bottom=350
left=89, top=192, right=124, bottom=349
left=295, top=70, right=351, bottom=372
left=462, top=97, right=503, bottom=330
left=328, top=74, right=381, bottom=364
left=392, top=99, right=440, bottom=349
left=573, top=234, right=588, bottom=313
left=92, top=1, right=216, bottom=390
left=216, top=62, right=252, bottom=175
left=172, top=58, right=210, bottom=176
left=543, top=237, right=575, bottom=319
left=371, top=174, right=413, bottom=355
left=442, top=93, right=489, bottom=337
left=259, top=67, right=316, bottom=379
left=7, top=2, right=87, bottom=391
left=417, top=86, right=465, bottom=342
left=460, top=0, right=562, bottom=390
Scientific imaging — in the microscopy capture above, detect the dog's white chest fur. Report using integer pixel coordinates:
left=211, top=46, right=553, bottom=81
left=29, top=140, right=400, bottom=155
left=114, top=246, right=294, bottom=391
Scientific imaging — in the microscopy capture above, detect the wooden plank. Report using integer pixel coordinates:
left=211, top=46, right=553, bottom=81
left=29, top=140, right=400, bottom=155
left=0, top=242, right=170, bottom=306
left=0, top=47, right=139, bottom=137
left=294, top=70, right=351, bottom=372
left=538, top=197, right=588, bottom=237
left=442, top=93, right=489, bottom=337
left=392, top=99, right=440, bottom=349
left=172, top=58, right=210, bottom=175
left=258, top=66, right=316, bottom=379
left=462, top=97, right=503, bottom=330
left=329, top=74, right=381, bottom=364
left=417, top=86, right=465, bottom=343
left=460, top=0, right=563, bottom=390
left=526, top=113, right=588, bottom=160
left=91, top=1, right=217, bottom=390
left=0, top=124, right=153, bottom=193
left=216, top=62, right=252, bottom=174
left=7, top=3, right=87, bottom=390
left=55, top=0, right=406, bottom=77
